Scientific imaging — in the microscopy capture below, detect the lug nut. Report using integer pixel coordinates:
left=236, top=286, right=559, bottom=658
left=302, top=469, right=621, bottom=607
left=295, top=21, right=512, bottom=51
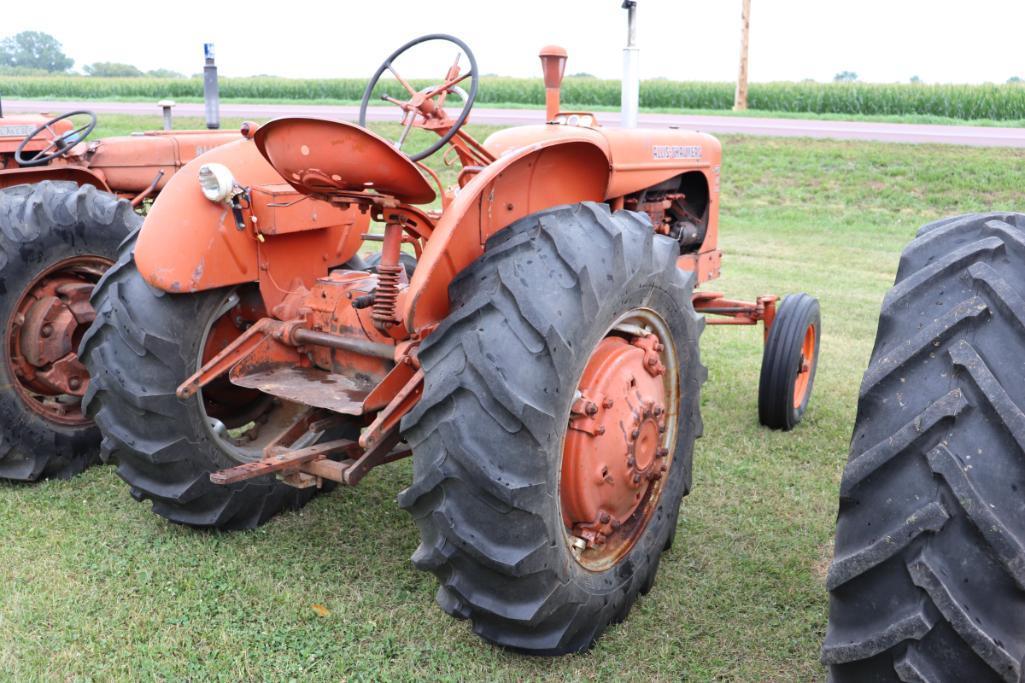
left=656, top=447, right=669, bottom=458
left=655, top=342, right=664, bottom=352
left=631, top=429, right=640, bottom=439
left=603, top=398, right=614, bottom=409
left=596, top=425, right=606, bottom=435
left=653, top=406, right=664, bottom=417
left=41, top=323, right=53, bottom=338
left=660, top=463, right=668, bottom=472
left=627, top=456, right=636, bottom=467
left=647, top=357, right=658, bottom=367
left=68, top=377, right=81, bottom=390
left=585, top=401, right=598, bottom=416
left=632, top=473, right=641, bottom=484
left=599, top=511, right=611, bottom=524
left=610, top=518, right=622, bottom=530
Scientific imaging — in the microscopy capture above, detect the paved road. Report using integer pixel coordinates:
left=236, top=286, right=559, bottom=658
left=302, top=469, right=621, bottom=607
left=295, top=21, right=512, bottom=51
left=5, top=99, right=1025, bottom=148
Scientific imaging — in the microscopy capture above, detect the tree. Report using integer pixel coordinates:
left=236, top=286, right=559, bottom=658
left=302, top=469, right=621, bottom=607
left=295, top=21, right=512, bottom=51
left=146, top=68, right=183, bottom=79
left=0, top=31, right=73, bottom=72
left=833, top=71, right=858, bottom=82
left=910, top=75, right=922, bottom=84
left=1009, top=76, right=1024, bottom=84
left=84, top=62, right=143, bottom=77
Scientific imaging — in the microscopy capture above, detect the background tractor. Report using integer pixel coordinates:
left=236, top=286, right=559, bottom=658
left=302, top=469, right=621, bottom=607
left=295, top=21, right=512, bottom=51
left=823, top=214, right=1025, bottom=681
left=0, top=104, right=239, bottom=480
left=81, top=34, right=821, bottom=653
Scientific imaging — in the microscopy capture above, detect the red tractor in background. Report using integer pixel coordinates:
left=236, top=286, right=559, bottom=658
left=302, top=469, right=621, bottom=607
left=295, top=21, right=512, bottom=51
left=79, top=35, right=821, bottom=653
left=0, top=104, right=239, bottom=480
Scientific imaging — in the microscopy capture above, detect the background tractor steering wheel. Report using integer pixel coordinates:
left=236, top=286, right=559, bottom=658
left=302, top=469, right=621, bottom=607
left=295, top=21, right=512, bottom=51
left=359, top=34, right=478, bottom=162
left=15, top=110, right=98, bottom=167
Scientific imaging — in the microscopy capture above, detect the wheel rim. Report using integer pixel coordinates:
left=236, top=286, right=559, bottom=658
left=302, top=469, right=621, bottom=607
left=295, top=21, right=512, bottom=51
left=560, top=309, right=680, bottom=572
left=196, top=288, right=301, bottom=464
left=792, top=323, right=816, bottom=409
left=6, top=255, right=112, bottom=426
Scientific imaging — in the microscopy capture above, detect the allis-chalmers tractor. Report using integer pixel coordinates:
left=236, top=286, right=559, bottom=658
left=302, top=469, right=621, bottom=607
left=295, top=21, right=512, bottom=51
left=0, top=106, right=239, bottom=481
left=81, top=35, right=820, bottom=653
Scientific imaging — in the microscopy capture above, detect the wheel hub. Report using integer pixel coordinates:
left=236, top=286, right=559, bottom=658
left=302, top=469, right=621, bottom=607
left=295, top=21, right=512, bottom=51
left=7, top=256, right=110, bottom=425
left=561, top=320, right=676, bottom=570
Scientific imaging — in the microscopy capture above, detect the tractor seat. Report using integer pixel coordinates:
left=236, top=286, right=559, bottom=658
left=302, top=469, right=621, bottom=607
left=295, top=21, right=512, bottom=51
left=254, top=117, right=436, bottom=205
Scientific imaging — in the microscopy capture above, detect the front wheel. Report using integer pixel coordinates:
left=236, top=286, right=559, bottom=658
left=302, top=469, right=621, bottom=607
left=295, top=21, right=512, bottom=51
left=398, top=203, right=706, bottom=654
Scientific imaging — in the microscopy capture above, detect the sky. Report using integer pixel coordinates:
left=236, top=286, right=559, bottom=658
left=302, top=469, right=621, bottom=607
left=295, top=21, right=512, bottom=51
left=5, top=0, right=1024, bottom=84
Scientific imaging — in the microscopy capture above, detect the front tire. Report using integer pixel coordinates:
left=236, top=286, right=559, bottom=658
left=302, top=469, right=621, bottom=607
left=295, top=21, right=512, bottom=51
left=0, top=181, right=138, bottom=481
left=398, top=203, right=706, bottom=654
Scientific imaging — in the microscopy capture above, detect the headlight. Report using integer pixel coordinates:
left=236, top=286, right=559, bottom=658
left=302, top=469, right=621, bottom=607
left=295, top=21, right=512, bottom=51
left=198, top=163, right=236, bottom=203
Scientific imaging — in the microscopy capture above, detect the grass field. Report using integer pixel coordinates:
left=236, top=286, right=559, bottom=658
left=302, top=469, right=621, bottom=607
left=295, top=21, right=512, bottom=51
left=1, top=115, right=1024, bottom=681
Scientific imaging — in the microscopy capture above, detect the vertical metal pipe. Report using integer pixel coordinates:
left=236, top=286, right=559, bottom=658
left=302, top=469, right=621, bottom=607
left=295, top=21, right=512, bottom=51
left=621, top=1, right=640, bottom=129
left=203, top=43, right=220, bottom=130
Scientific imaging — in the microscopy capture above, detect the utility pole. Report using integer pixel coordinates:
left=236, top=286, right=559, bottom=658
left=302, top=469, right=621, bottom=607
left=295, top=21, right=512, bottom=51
left=733, top=0, right=751, bottom=111
left=621, top=1, right=639, bottom=128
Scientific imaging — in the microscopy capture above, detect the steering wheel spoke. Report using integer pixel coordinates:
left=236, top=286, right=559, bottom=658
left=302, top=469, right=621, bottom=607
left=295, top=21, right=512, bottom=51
left=359, top=34, right=478, bottom=162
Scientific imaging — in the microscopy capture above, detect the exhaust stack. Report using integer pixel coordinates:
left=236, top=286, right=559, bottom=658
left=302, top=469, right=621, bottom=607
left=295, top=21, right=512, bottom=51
left=539, top=45, right=568, bottom=122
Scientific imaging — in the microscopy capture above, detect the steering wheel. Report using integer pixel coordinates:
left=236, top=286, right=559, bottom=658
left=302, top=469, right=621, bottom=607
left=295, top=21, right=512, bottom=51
left=359, top=34, right=478, bottom=162
left=15, top=110, right=98, bottom=167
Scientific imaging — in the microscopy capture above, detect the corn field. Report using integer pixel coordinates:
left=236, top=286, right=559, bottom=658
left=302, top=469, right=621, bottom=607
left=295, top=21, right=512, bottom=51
left=3, top=76, right=1025, bottom=120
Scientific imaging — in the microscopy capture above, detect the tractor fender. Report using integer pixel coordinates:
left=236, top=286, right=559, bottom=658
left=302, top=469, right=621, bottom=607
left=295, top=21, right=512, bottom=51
left=135, top=138, right=365, bottom=303
left=404, top=136, right=610, bottom=333
left=0, top=166, right=110, bottom=193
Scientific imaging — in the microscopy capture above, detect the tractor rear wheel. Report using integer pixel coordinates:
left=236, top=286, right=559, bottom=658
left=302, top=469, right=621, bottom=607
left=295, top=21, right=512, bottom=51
left=823, top=213, right=1025, bottom=681
left=399, top=203, right=705, bottom=654
left=0, top=181, right=138, bottom=481
left=81, top=238, right=349, bottom=529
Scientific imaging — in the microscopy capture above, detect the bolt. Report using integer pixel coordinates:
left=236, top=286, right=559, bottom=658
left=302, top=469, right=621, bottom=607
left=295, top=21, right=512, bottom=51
left=660, top=463, right=668, bottom=472
left=596, top=425, right=606, bottom=435
left=632, top=473, right=641, bottom=484
left=603, top=398, right=614, bottom=409
left=610, top=518, right=622, bottom=530
left=653, top=406, right=664, bottom=417
left=647, top=356, right=657, bottom=367
left=652, top=471, right=663, bottom=481
left=659, top=425, right=666, bottom=434
left=41, top=323, right=53, bottom=338
left=630, top=429, right=640, bottom=439
left=68, top=377, right=81, bottom=391
left=627, top=456, right=636, bottom=467
left=585, top=401, right=598, bottom=416
left=599, top=511, right=611, bottom=524
left=656, top=447, right=669, bottom=458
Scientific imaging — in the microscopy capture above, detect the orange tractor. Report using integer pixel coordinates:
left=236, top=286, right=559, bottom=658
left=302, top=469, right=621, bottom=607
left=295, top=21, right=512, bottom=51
left=0, top=105, right=239, bottom=480
left=81, top=35, right=821, bottom=653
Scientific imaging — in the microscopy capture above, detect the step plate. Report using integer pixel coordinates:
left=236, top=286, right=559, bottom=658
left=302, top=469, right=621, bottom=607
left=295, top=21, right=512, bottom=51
left=229, top=365, right=370, bottom=415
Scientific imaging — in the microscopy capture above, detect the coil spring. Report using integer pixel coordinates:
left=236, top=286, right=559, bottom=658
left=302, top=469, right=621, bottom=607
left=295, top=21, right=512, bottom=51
left=372, top=264, right=402, bottom=329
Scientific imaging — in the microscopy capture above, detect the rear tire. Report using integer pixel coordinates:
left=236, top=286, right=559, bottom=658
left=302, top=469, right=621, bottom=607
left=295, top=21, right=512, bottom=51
left=823, top=213, right=1025, bottom=681
left=0, top=181, right=138, bottom=481
left=81, top=238, right=343, bottom=529
left=398, top=203, right=705, bottom=654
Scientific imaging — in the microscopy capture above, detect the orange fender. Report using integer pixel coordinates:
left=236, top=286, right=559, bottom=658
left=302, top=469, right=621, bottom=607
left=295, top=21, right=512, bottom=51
left=135, top=138, right=365, bottom=310
left=404, top=135, right=610, bottom=333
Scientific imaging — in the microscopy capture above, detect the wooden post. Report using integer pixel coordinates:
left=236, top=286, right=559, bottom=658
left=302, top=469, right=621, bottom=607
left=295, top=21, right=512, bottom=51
left=733, top=0, right=751, bottom=111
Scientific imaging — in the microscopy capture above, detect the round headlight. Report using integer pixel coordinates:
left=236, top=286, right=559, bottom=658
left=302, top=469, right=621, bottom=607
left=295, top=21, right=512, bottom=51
left=198, top=163, right=236, bottom=203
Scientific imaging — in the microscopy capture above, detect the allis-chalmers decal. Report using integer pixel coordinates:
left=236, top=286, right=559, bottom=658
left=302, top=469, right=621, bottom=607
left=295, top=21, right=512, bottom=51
left=652, top=144, right=702, bottom=160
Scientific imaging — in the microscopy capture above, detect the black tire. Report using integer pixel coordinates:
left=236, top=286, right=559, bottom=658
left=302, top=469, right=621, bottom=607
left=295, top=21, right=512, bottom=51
left=823, top=213, right=1025, bottom=682
left=363, top=250, right=417, bottom=278
left=0, top=181, right=139, bottom=481
left=398, top=202, right=705, bottom=654
left=758, top=293, right=820, bottom=430
left=80, top=238, right=346, bottom=530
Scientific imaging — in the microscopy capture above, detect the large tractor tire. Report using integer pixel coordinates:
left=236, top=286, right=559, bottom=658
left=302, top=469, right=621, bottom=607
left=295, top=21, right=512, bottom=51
left=823, top=213, right=1025, bottom=681
left=81, top=238, right=348, bottom=530
left=0, top=181, right=138, bottom=481
left=399, top=203, right=705, bottom=654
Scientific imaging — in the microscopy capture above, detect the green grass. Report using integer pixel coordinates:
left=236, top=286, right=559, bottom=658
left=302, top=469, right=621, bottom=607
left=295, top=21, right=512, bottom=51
left=3, top=114, right=1025, bottom=681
